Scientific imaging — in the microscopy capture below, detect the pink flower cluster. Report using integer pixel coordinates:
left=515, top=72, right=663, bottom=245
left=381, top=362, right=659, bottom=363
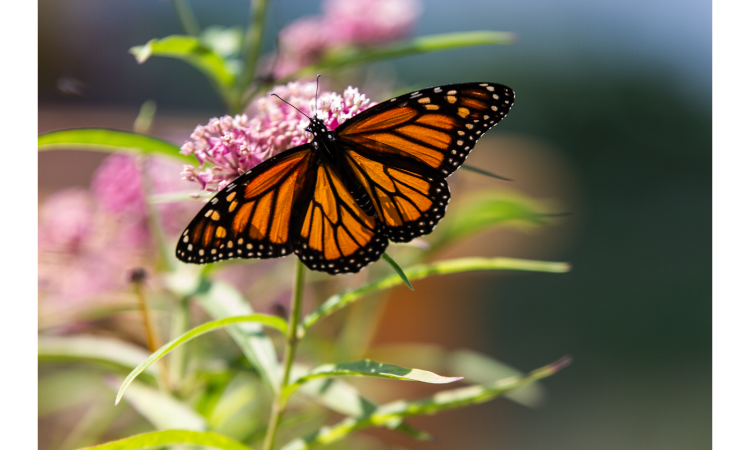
left=274, top=0, right=422, bottom=77
left=180, top=81, right=376, bottom=191
left=38, top=155, right=200, bottom=306
left=38, top=187, right=146, bottom=306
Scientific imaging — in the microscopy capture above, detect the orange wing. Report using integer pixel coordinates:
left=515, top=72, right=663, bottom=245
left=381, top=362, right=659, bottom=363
left=176, top=145, right=315, bottom=264
left=294, top=162, right=388, bottom=274
left=335, top=82, right=514, bottom=241
left=337, top=82, right=514, bottom=178
left=341, top=143, right=449, bottom=242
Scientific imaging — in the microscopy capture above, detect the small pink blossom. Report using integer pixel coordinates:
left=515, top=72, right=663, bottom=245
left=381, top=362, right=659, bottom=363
left=38, top=189, right=146, bottom=306
left=323, top=0, right=422, bottom=45
left=181, top=82, right=376, bottom=191
left=274, top=0, right=422, bottom=77
left=91, top=153, right=201, bottom=239
left=39, top=155, right=203, bottom=307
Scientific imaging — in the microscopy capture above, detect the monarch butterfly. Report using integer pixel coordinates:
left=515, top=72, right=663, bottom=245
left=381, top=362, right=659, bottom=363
left=176, top=82, right=514, bottom=274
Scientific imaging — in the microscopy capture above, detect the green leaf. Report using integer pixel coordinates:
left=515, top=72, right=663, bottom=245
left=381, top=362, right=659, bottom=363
left=115, top=314, right=286, bottom=405
left=38, top=336, right=155, bottom=375
left=281, top=357, right=571, bottom=450
left=367, top=345, right=545, bottom=408
left=436, top=191, right=555, bottom=246
left=111, top=380, right=207, bottom=431
left=302, top=257, right=570, bottom=331
left=130, top=35, right=236, bottom=101
left=38, top=128, right=191, bottom=163
left=169, top=275, right=282, bottom=392
left=200, top=26, right=244, bottom=58
left=381, top=253, right=413, bottom=290
left=291, top=31, right=516, bottom=78
left=78, top=430, right=253, bottom=450
left=285, top=360, right=462, bottom=399
left=292, top=365, right=432, bottom=441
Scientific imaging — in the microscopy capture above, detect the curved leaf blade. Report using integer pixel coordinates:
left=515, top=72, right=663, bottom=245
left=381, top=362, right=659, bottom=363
left=281, top=357, right=572, bottom=450
left=302, top=257, right=571, bottom=331
left=38, top=128, right=191, bottom=163
left=115, top=314, right=286, bottom=405
left=437, top=191, right=557, bottom=247
left=285, top=360, right=462, bottom=399
left=78, top=430, right=253, bottom=450
left=292, top=31, right=516, bottom=77
left=367, top=344, right=545, bottom=408
left=38, top=336, right=155, bottom=375
left=381, top=253, right=414, bottom=290
left=130, top=35, right=236, bottom=93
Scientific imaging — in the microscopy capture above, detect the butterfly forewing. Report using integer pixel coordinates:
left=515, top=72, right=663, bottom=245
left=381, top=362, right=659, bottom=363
left=337, top=82, right=514, bottom=178
left=176, top=145, right=315, bottom=264
left=335, top=82, right=514, bottom=241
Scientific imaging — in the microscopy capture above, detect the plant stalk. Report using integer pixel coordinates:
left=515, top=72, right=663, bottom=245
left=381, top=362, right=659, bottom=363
left=170, top=0, right=200, bottom=36
left=235, top=0, right=272, bottom=113
left=132, top=272, right=170, bottom=390
left=263, top=259, right=305, bottom=450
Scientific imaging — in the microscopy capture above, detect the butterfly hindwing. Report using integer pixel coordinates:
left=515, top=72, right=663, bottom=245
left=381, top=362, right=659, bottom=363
left=176, top=145, right=315, bottom=263
left=294, top=161, right=388, bottom=274
left=341, top=143, right=449, bottom=242
left=337, top=82, right=514, bottom=178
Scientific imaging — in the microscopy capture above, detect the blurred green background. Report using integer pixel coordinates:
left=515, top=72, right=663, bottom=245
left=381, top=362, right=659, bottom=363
left=38, top=0, right=711, bottom=449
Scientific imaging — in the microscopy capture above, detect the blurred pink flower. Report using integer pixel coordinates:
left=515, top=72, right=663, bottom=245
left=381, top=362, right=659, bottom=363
left=38, top=189, right=145, bottom=306
left=274, top=0, right=422, bottom=77
left=323, top=0, right=422, bottom=45
left=181, top=81, right=376, bottom=191
left=91, top=153, right=201, bottom=239
left=38, top=188, right=96, bottom=252
left=39, top=155, right=202, bottom=307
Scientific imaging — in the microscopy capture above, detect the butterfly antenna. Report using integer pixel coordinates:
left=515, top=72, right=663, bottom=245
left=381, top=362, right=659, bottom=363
left=271, top=93, right=311, bottom=121
left=315, top=74, right=321, bottom=118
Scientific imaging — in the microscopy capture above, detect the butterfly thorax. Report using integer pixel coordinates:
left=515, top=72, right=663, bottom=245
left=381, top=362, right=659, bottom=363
left=306, top=117, right=338, bottom=158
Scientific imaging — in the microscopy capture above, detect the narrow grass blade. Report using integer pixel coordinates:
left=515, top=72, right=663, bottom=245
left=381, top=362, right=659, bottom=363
left=130, top=35, right=236, bottom=100
left=78, top=430, right=253, bottom=450
left=38, top=128, right=191, bottom=163
left=285, top=360, right=462, bottom=399
left=115, top=314, right=286, bottom=405
left=292, top=31, right=516, bottom=77
left=381, top=253, right=414, bottom=290
left=281, top=357, right=571, bottom=450
left=38, top=336, right=155, bottom=375
left=302, top=257, right=570, bottom=331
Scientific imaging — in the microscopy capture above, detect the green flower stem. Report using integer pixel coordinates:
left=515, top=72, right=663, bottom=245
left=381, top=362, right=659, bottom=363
left=170, top=0, right=200, bottom=36
left=263, top=259, right=306, bottom=450
left=235, top=0, right=271, bottom=114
